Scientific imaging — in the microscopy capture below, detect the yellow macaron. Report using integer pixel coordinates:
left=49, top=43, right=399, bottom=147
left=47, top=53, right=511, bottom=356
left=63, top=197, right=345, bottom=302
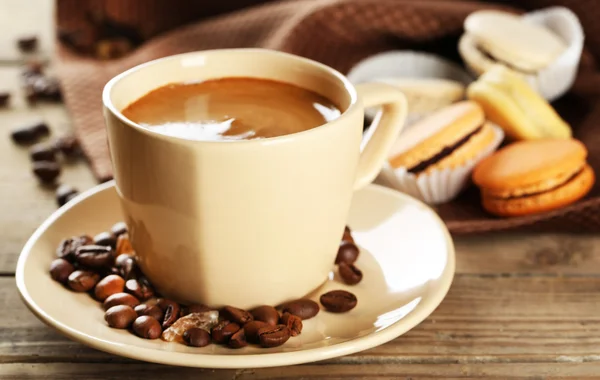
left=473, top=139, right=594, bottom=217
left=467, top=64, right=571, bottom=140
left=388, top=101, right=498, bottom=174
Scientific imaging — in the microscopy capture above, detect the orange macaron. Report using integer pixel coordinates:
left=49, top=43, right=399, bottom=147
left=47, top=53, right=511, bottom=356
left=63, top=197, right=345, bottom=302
left=473, top=139, right=595, bottom=217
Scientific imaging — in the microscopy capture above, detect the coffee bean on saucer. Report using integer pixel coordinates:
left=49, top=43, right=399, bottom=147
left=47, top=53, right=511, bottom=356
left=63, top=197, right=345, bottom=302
left=67, top=270, right=100, bottom=292
left=183, top=327, right=211, bottom=347
left=75, top=245, right=114, bottom=268
left=229, top=328, right=248, bottom=349
left=243, top=320, right=269, bottom=343
left=257, top=324, right=290, bottom=348
left=211, top=320, right=240, bottom=344
left=0, top=92, right=10, bottom=107
left=162, top=302, right=181, bottom=329
left=56, top=235, right=93, bottom=261
left=278, top=299, right=320, bottom=320
left=49, top=258, right=75, bottom=284
left=335, top=241, right=359, bottom=264
left=181, top=304, right=212, bottom=316
left=125, top=278, right=154, bottom=301
left=56, top=184, right=78, bottom=207
left=30, top=143, right=57, bottom=162
left=33, top=161, right=60, bottom=183
left=93, top=231, right=116, bottom=249
left=17, top=35, right=38, bottom=52
left=280, top=312, right=302, bottom=337
left=103, top=292, right=140, bottom=310
left=115, top=254, right=137, bottom=279
left=94, top=274, right=125, bottom=301
left=320, top=290, right=357, bottom=313
left=222, top=306, right=253, bottom=324
left=133, top=315, right=162, bottom=339
left=110, top=221, right=128, bottom=237
left=116, top=234, right=133, bottom=256
left=338, top=262, right=363, bottom=285
left=134, top=304, right=164, bottom=321
left=54, top=135, right=79, bottom=157
left=105, top=305, right=137, bottom=329
left=250, top=305, right=279, bottom=325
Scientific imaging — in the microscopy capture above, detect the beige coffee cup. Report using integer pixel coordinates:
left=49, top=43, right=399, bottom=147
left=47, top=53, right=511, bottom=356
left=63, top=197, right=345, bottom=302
left=103, top=49, right=407, bottom=308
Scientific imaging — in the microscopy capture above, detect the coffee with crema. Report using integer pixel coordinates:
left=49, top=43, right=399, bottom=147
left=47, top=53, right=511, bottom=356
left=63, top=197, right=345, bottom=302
left=121, top=77, right=341, bottom=141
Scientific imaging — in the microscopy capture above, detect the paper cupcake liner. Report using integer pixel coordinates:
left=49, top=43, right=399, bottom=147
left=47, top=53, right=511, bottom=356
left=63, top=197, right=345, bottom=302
left=376, top=125, right=504, bottom=205
left=460, top=7, right=584, bottom=101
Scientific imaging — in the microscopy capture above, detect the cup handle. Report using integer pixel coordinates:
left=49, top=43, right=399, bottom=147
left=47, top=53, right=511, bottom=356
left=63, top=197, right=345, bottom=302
left=353, top=83, right=408, bottom=190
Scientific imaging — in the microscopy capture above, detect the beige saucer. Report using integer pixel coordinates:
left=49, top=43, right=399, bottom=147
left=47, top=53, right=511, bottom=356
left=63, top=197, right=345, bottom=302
left=16, top=181, right=455, bottom=368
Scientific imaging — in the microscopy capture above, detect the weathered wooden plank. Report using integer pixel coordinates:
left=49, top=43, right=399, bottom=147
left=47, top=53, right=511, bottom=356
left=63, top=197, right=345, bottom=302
left=3, top=275, right=600, bottom=365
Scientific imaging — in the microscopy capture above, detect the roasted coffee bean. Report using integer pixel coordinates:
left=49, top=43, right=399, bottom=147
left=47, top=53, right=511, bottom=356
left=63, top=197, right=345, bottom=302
left=10, top=122, right=49, bottom=144
left=342, top=229, right=354, bottom=244
left=134, top=304, right=164, bottom=321
left=345, top=225, right=351, bottom=234
left=338, top=262, right=363, bottom=285
left=56, top=184, right=78, bottom=207
left=243, top=320, right=269, bottom=343
left=0, top=92, right=10, bottom=107
left=133, top=315, right=162, bottom=339
left=156, top=298, right=179, bottom=312
left=93, top=231, right=116, bottom=249
left=335, top=241, right=359, bottom=264
left=110, top=221, right=128, bottom=237
left=116, top=234, right=133, bottom=256
left=17, top=35, right=38, bottom=52
left=229, top=328, right=248, bottom=349
left=103, top=292, right=140, bottom=310
left=279, top=299, right=320, bottom=320
left=181, top=304, right=212, bottom=316
left=257, top=324, right=290, bottom=348
left=125, top=278, right=154, bottom=301
left=222, top=306, right=253, bottom=324
left=33, top=161, right=60, bottom=183
left=67, top=270, right=100, bottom=292
left=250, top=305, right=279, bottom=325
left=30, top=143, right=57, bottom=162
left=162, top=303, right=181, bottom=329
left=211, top=321, right=240, bottom=344
left=75, top=245, right=114, bottom=268
left=49, top=258, right=75, bottom=284
left=183, top=327, right=211, bottom=347
left=115, top=254, right=137, bottom=279
left=56, top=235, right=93, bottom=261
left=280, top=312, right=303, bottom=337
left=104, top=305, right=137, bottom=329
left=320, top=290, right=357, bottom=313
left=54, top=135, right=79, bottom=157
left=27, top=76, right=61, bottom=102
left=94, top=274, right=125, bottom=301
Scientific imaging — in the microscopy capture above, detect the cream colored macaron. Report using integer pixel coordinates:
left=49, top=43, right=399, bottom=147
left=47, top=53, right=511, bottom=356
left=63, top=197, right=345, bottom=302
left=461, top=10, right=567, bottom=74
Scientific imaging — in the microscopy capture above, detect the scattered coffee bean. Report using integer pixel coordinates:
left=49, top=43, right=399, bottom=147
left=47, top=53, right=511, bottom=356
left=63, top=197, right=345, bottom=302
left=75, top=245, right=114, bottom=268
left=110, top=221, right=128, bottom=237
left=54, top=135, right=79, bottom=157
left=229, top=328, right=248, bottom=349
left=181, top=304, right=212, bottom=316
left=258, top=324, right=290, bottom=348
left=156, top=298, right=179, bottom=312
left=222, top=306, right=253, bottom=325
left=162, top=303, right=181, bottom=329
left=27, top=76, right=61, bottom=102
left=338, top=262, right=363, bottom=285
left=64, top=192, right=78, bottom=204
left=93, top=231, right=116, bottom=249
left=29, top=143, right=57, bottom=162
left=320, top=290, right=357, bottom=313
left=116, top=234, right=133, bottom=256
left=104, top=305, right=137, bottom=329
left=280, top=312, right=303, bottom=337
left=56, top=184, right=79, bottom=207
left=49, top=258, right=75, bottom=284
left=183, top=327, right=211, bottom=347
left=279, top=299, right=320, bottom=320
left=32, top=161, right=60, bottom=183
left=115, top=254, right=137, bottom=279
left=125, top=278, right=154, bottom=301
left=243, top=320, right=269, bottom=343
left=133, top=315, right=162, bottom=339
left=94, top=274, right=125, bottom=301
left=103, top=292, right=140, bottom=310
left=134, top=304, right=164, bottom=321
left=250, top=305, right=279, bottom=325
left=211, top=320, right=240, bottom=344
left=10, top=122, right=49, bottom=144
left=17, top=35, right=38, bottom=52
left=0, top=92, right=10, bottom=107
left=335, top=241, right=359, bottom=264
left=67, top=270, right=100, bottom=292
left=56, top=235, right=93, bottom=261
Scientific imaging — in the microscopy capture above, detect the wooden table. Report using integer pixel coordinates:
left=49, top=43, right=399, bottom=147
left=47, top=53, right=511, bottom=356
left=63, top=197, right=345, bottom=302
left=3, top=4, right=600, bottom=379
